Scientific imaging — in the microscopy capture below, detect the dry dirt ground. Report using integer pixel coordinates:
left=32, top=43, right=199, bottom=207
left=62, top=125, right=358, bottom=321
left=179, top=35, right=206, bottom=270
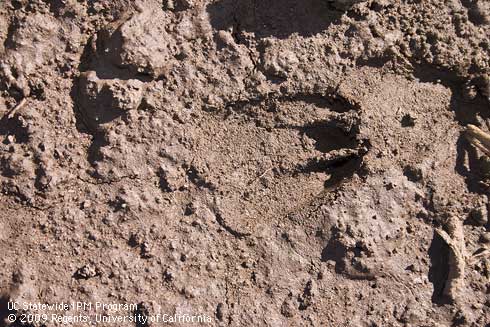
left=0, top=0, right=490, bottom=326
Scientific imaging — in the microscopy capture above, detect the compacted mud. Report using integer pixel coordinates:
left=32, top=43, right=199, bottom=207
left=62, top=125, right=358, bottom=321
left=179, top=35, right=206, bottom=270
left=0, top=0, right=490, bottom=326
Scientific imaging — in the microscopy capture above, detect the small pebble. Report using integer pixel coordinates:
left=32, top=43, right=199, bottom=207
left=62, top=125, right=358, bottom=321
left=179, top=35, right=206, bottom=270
left=81, top=200, right=91, bottom=209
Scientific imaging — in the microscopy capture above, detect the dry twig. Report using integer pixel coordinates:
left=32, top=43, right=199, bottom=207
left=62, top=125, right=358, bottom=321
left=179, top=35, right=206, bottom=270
left=466, top=124, right=490, bottom=156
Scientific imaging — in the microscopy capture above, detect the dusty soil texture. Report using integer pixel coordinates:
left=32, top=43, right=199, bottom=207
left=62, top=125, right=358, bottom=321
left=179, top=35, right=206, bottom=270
left=1, top=0, right=490, bottom=326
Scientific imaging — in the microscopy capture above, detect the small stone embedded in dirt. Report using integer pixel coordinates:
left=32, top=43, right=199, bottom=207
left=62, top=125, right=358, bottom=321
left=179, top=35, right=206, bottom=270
left=205, top=261, right=217, bottom=272
left=163, top=0, right=194, bottom=11
left=140, top=241, right=153, bottom=259
left=81, top=200, right=91, bottom=209
left=74, top=264, right=98, bottom=280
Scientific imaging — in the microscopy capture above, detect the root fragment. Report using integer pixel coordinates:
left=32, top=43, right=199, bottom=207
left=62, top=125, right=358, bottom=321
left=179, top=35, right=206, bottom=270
left=466, top=124, right=490, bottom=156
left=435, top=216, right=466, bottom=302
